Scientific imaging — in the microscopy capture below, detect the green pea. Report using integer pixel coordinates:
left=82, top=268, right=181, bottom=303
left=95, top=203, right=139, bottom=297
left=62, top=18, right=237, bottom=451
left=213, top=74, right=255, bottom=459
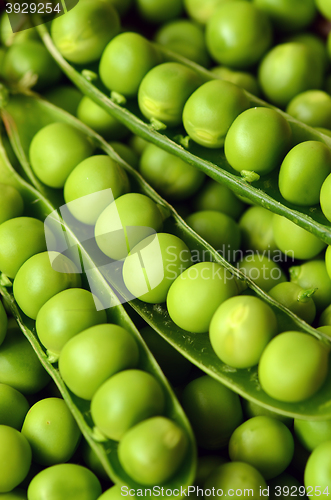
left=43, top=85, right=83, bottom=116
left=51, top=0, right=119, bottom=64
left=325, top=245, right=331, bottom=281
left=0, top=300, right=7, bottom=348
left=258, top=331, right=329, bottom=402
left=237, top=254, right=286, bottom=292
left=319, top=303, right=331, bottom=327
left=2, top=41, right=61, bottom=91
left=0, top=325, right=50, bottom=394
left=59, top=323, right=139, bottom=400
left=109, top=142, right=139, bottom=169
left=269, top=282, right=316, bottom=324
left=0, top=184, right=24, bottom=225
left=294, top=418, right=331, bottom=452
left=181, top=375, right=243, bottom=449
left=279, top=141, right=331, bottom=206
left=224, top=107, right=292, bottom=175
left=286, top=91, right=331, bottom=129
left=210, top=295, right=277, bottom=368
left=81, top=440, right=109, bottom=482
left=194, top=180, right=245, bottom=220
left=0, top=11, right=37, bottom=46
left=273, top=215, right=327, bottom=260
left=13, top=251, right=81, bottom=320
left=0, top=217, right=46, bottom=279
left=211, top=66, right=260, bottom=96
left=36, top=288, right=107, bottom=357
left=0, top=488, right=27, bottom=499
left=287, top=32, right=328, bottom=75
left=29, top=123, right=94, bottom=188
left=138, top=62, right=202, bottom=127
left=290, top=260, right=331, bottom=313
left=253, top=0, right=316, bottom=32
left=184, top=0, right=234, bottom=25
left=258, top=43, right=323, bottom=108
left=77, top=97, right=129, bottom=140
left=140, top=326, right=191, bottom=386
left=185, top=210, right=241, bottom=261
left=167, top=262, right=239, bottom=333
left=122, top=233, right=191, bottom=303
left=316, top=0, right=331, bottom=19
left=204, top=462, right=267, bottom=498
left=195, top=456, right=227, bottom=487
left=129, top=135, right=149, bottom=157
left=95, top=193, right=163, bottom=260
left=229, top=416, right=294, bottom=480
left=304, top=441, right=331, bottom=497
left=139, top=144, right=204, bottom=200
left=118, top=416, right=188, bottom=484
left=241, top=399, right=293, bottom=428
left=0, top=383, right=29, bottom=430
left=206, top=1, right=272, bottom=68
left=97, top=485, right=129, bottom=500
left=91, top=369, right=165, bottom=441
left=239, top=206, right=277, bottom=254
left=64, top=155, right=129, bottom=225
left=183, top=80, right=249, bottom=148
left=135, top=0, right=183, bottom=23
left=0, top=425, right=31, bottom=493
left=320, top=173, right=331, bottom=223
left=27, top=463, right=102, bottom=500
left=99, top=32, right=161, bottom=98
left=154, top=19, right=210, bottom=67
left=21, top=398, right=81, bottom=466
left=268, top=473, right=303, bottom=500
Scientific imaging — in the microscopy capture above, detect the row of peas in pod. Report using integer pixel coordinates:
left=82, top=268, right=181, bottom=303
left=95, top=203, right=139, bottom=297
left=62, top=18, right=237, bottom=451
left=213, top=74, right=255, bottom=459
left=0, top=166, right=191, bottom=496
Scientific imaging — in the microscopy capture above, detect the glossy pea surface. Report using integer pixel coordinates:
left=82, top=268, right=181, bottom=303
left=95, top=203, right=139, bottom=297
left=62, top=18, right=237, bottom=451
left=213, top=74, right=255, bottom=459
left=239, top=206, right=277, bottom=253
left=136, top=0, right=183, bottom=23
left=258, top=331, right=329, bottom=402
left=139, top=144, right=204, bottom=200
left=204, top=462, right=267, bottom=498
left=0, top=184, right=24, bottom=225
left=59, top=324, right=139, bottom=400
left=0, top=325, right=50, bottom=395
left=273, top=215, right=326, bottom=260
left=0, top=383, right=29, bottom=430
left=224, top=107, right=292, bottom=175
left=209, top=295, right=277, bottom=368
left=290, top=260, right=331, bottom=313
left=229, top=416, right=294, bottom=480
left=29, top=123, right=94, bottom=188
left=278, top=141, right=331, bottom=206
left=286, top=90, right=331, bottom=129
left=77, top=97, right=129, bottom=141
left=51, top=0, right=120, bottom=64
left=304, top=441, right=331, bottom=497
left=27, top=463, right=102, bottom=500
left=0, top=425, right=31, bottom=493
left=237, top=254, right=286, bottom=292
left=183, top=79, right=249, bottom=148
left=167, top=262, right=239, bottom=333
left=206, top=1, right=272, bottom=68
left=0, top=217, right=46, bottom=278
left=64, top=155, right=129, bottom=225
left=320, top=173, right=331, bottom=223
left=122, top=233, right=191, bottom=303
left=36, top=288, right=107, bottom=357
left=294, top=418, right=331, bottom=452
left=181, top=375, right=243, bottom=449
left=95, top=193, right=163, bottom=260
left=13, top=252, right=81, bottom=320
left=21, top=398, right=81, bottom=466
left=99, top=32, right=161, bottom=97
left=138, top=62, right=202, bottom=127
left=91, top=369, right=165, bottom=441
left=269, top=282, right=316, bottom=324
left=211, top=65, right=260, bottom=96
left=118, top=416, right=188, bottom=485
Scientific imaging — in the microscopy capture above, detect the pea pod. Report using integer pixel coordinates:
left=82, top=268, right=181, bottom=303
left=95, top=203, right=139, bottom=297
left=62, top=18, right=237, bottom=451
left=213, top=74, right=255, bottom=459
left=0, top=105, right=196, bottom=490
left=35, top=24, right=331, bottom=245
left=2, top=91, right=331, bottom=420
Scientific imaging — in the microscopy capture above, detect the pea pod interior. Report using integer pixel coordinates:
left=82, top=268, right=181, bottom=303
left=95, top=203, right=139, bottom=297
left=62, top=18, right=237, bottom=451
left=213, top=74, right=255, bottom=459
left=2, top=91, right=331, bottom=420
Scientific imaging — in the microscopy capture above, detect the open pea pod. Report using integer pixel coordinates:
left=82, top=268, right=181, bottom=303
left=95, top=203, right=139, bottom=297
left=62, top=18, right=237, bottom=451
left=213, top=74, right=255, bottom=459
left=35, top=23, right=331, bottom=245
left=2, top=90, right=331, bottom=420
left=0, top=112, right=196, bottom=490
